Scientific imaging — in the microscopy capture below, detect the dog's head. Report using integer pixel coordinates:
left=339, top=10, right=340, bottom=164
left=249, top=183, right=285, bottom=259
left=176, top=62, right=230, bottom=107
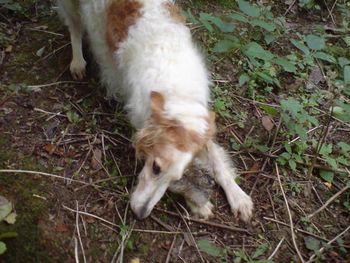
left=130, top=91, right=215, bottom=219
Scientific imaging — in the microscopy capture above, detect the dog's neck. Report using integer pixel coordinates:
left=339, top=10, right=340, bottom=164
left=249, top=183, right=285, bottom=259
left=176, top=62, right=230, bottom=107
left=163, top=97, right=209, bottom=135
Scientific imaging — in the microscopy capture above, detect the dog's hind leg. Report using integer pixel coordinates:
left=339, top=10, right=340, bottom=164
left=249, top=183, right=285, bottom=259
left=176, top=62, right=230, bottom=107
left=58, top=0, right=86, bottom=80
left=196, top=141, right=253, bottom=222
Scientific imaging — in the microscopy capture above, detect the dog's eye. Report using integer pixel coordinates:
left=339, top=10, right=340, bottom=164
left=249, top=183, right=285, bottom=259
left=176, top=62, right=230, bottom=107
left=152, top=161, right=161, bottom=175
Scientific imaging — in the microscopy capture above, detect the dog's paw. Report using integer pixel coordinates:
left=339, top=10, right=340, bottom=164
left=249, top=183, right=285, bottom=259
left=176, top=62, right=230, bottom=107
left=70, top=58, right=86, bottom=80
left=229, top=193, right=253, bottom=222
left=187, top=201, right=213, bottom=220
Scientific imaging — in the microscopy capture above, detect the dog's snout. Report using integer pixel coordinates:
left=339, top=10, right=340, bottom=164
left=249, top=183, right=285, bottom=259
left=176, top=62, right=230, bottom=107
left=131, top=196, right=151, bottom=220
left=134, top=206, right=149, bottom=220
left=133, top=204, right=150, bottom=220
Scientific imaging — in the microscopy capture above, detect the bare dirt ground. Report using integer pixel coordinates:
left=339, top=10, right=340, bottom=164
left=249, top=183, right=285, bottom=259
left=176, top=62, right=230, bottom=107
left=0, top=0, right=349, bottom=262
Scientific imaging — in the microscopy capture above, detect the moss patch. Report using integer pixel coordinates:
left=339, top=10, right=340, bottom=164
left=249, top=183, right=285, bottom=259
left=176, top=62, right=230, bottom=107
left=0, top=136, right=65, bottom=262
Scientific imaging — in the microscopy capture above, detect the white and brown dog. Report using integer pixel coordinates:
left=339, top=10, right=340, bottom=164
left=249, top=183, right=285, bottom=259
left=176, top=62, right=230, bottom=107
left=58, top=0, right=253, bottom=221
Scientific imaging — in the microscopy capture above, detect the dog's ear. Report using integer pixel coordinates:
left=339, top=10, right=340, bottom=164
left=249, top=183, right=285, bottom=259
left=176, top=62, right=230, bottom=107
left=150, top=91, right=165, bottom=123
left=207, top=110, right=216, bottom=137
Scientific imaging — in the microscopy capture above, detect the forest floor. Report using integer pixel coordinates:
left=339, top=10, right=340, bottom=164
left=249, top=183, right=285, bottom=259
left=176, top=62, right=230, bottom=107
left=0, top=0, right=349, bottom=262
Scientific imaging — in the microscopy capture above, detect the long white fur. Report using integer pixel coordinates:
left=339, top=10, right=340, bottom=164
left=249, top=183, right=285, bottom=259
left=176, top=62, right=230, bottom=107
left=58, top=0, right=253, bottom=221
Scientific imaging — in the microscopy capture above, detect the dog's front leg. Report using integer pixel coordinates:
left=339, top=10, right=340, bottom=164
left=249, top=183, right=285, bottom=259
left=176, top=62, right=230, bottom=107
left=196, top=141, right=253, bottom=222
left=58, top=0, right=86, bottom=80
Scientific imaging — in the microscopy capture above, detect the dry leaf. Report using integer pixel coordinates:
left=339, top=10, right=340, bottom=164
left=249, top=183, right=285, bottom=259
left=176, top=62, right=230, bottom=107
left=55, top=223, right=69, bottom=232
left=245, top=162, right=261, bottom=177
left=5, top=45, right=12, bottom=53
left=44, top=144, right=64, bottom=156
left=261, top=116, right=274, bottom=131
left=324, top=182, right=332, bottom=188
left=44, top=144, right=56, bottom=155
left=130, top=258, right=140, bottom=263
left=91, top=148, right=102, bottom=170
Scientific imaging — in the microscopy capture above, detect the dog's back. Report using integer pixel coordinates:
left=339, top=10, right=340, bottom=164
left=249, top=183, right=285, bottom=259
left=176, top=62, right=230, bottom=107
left=75, top=0, right=210, bottom=129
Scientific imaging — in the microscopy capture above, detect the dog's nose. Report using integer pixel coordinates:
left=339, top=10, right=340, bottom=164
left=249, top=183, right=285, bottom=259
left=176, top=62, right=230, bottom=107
left=133, top=205, right=149, bottom=220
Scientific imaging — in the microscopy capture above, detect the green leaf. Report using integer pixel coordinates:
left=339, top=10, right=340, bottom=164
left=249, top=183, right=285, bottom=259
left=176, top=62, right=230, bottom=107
left=229, top=13, right=249, bottom=23
left=243, top=42, right=274, bottom=61
left=338, top=142, right=350, bottom=154
left=332, top=106, right=346, bottom=120
left=197, top=239, right=224, bottom=257
left=66, top=111, right=80, bottom=123
left=213, top=39, right=238, bottom=53
left=237, top=0, right=260, bottom=17
left=250, top=19, right=276, bottom=32
left=239, top=73, right=250, bottom=86
left=319, top=144, right=332, bottom=156
left=344, top=66, right=350, bottom=85
left=199, top=13, right=235, bottom=33
left=4, top=212, right=16, bottom=224
left=325, top=157, right=338, bottom=169
left=313, top=52, right=336, bottom=63
left=291, top=39, right=310, bottom=55
left=295, top=125, right=307, bottom=141
left=184, top=9, right=198, bottom=24
left=264, top=34, right=276, bottom=45
left=280, top=152, right=291, bottom=160
left=305, top=35, right=325, bottom=50
left=274, top=58, right=297, bottom=73
left=199, top=13, right=214, bottom=32
left=257, top=72, right=280, bottom=86
left=0, top=232, right=18, bottom=239
left=0, top=241, right=6, bottom=255
left=256, top=144, right=269, bottom=153
left=305, top=54, right=315, bottom=66
left=0, top=196, right=12, bottom=222
left=320, top=170, right=334, bottom=183
left=260, top=105, right=278, bottom=117
left=252, top=243, right=269, bottom=259
left=289, top=159, right=297, bottom=171
left=281, top=98, right=302, bottom=118
left=343, top=36, right=350, bottom=46
left=335, top=100, right=350, bottom=122
left=338, top=57, right=350, bottom=68
left=304, top=236, right=321, bottom=251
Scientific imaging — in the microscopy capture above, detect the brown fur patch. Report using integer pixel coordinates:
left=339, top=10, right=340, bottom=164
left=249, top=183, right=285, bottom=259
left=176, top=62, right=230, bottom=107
left=163, top=2, right=186, bottom=24
left=106, top=0, right=142, bottom=51
left=135, top=92, right=216, bottom=158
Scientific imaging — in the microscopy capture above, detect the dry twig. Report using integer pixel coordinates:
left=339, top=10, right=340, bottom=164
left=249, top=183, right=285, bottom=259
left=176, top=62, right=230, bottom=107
left=268, top=237, right=285, bottom=260
left=155, top=208, right=251, bottom=234
left=275, top=163, right=305, bottom=263
left=75, top=201, right=87, bottom=263
left=308, top=184, right=350, bottom=219
left=306, top=225, right=350, bottom=263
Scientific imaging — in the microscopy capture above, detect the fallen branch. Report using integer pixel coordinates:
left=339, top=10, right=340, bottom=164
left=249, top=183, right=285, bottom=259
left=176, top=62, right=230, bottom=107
left=63, top=205, right=182, bottom=234
left=28, top=81, right=87, bottom=89
left=155, top=207, right=251, bottom=235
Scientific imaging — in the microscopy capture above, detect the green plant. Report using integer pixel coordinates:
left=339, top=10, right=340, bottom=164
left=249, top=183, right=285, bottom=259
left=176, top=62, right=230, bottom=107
left=0, top=0, right=23, bottom=12
left=234, top=242, right=273, bottom=263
